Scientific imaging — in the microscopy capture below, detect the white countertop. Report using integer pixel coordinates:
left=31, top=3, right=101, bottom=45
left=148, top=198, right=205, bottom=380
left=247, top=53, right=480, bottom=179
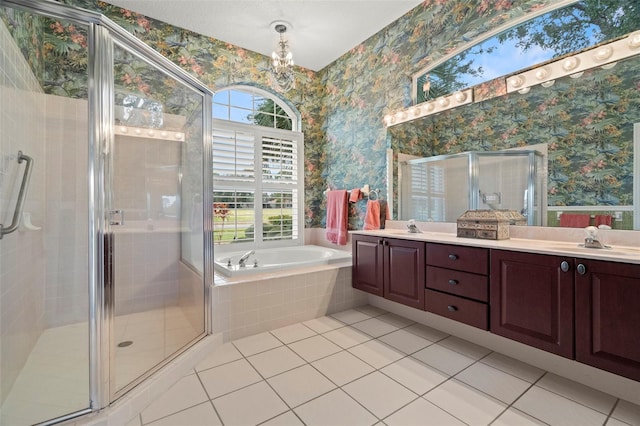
left=352, top=225, right=640, bottom=265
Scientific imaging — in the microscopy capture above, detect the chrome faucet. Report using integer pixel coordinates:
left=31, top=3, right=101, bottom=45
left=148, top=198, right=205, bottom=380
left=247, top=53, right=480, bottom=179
left=238, top=250, right=255, bottom=267
left=406, top=219, right=421, bottom=233
left=582, top=226, right=610, bottom=249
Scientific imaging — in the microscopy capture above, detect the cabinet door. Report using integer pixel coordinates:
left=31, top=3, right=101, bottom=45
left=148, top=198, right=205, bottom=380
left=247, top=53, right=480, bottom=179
left=490, top=250, right=574, bottom=358
left=352, top=235, right=384, bottom=296
left=575, top=259, right=640, bottom=381
left=384, top=238, right=425, bottom=309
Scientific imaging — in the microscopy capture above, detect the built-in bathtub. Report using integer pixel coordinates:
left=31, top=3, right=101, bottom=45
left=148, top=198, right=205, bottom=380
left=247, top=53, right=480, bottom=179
left=214, top=244, right=352, bottom=277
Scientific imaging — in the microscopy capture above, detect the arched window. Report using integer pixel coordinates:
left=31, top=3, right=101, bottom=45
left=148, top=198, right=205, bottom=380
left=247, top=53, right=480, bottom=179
left=213, top=85, right=299, bottom=131
left=212, top=86, right=304, bottom=250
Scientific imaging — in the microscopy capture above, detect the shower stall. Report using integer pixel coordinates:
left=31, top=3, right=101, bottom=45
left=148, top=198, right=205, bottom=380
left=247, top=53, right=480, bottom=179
left=399, top=150, right=545, bottom=226
left=0, top=0, right=212, bottom=424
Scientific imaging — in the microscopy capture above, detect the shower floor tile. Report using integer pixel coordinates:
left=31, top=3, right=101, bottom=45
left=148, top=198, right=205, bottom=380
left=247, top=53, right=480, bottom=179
left=133, top=305, right=640, bottom=426
left=0, top=306, right=201, bottom=426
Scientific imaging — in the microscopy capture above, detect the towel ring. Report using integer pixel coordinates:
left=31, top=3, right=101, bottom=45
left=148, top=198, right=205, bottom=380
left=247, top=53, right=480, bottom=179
left=368, top=189, right=379, bottom=200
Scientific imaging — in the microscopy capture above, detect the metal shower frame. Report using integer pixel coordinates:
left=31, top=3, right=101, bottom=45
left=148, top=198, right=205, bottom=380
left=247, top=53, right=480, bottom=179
left=0, top=0, right=214, bottom=422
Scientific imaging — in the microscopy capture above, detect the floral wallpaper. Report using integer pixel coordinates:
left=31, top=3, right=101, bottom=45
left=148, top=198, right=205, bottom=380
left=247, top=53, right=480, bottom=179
left=0, top=6, right=45, bottom=79
left=316, top=0, right=564, bottom=228
left=12, top=0, right=628, bottom=230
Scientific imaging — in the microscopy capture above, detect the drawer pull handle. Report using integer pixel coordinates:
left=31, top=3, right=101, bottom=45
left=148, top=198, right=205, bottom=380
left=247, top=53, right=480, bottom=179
left=447, top=305, right=458, bottom=312
left=448, top=254, right=458, bottom=261
left=448, top=279, right=458, bottom=286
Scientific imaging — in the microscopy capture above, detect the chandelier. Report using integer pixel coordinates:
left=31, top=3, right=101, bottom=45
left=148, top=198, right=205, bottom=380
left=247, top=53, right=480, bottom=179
left=270, top=22, right=295, bottom=92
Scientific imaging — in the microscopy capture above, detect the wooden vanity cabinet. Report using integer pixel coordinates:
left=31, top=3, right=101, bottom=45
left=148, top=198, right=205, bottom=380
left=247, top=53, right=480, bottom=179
left=425, top=243, right=489, bottom=330
left=575, top=259, right=640, bottom=381
left=352, top=234, right=384, bottom=296
left=490, top=250, right=574, bottom=358
left=352, top=234, right=425, bottom=309
left=353, top=234, right=640, bottom=382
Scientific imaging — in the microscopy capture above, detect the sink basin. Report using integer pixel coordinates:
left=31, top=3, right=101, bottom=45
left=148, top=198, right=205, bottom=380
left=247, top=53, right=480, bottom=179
left=384, top=229, right=421, bottom=235
left=543, top=244, right=640, bottom=257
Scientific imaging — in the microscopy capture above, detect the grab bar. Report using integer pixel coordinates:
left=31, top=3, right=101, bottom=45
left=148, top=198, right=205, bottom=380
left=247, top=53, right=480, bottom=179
left=1, top=151, right=34, bottom=239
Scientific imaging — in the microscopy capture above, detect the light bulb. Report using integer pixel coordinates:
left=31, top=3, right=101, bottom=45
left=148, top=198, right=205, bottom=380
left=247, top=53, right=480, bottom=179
left=454, top=91, right=467, bottom=103
left=592, top=46, right=613, bottom=61
left=562, top=57, right=579, bottom=71
left=628, top=31, right=640, bottom=49
left=508, top=75, right=524, bottom=88
left=535, top=67, right=550, bottom=80
left=437, top=97, right=449, bottom=107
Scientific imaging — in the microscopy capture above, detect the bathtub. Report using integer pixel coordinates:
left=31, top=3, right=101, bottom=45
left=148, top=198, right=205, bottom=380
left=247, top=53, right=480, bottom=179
left=214, top=245, right=352, bottom=277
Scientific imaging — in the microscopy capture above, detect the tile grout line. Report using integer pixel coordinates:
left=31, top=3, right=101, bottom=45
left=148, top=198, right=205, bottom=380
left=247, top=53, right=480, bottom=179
left=262, top=310, right=411, bottom=423
left=143, top=308, right=633, bottom=426
left=487, top=371, right=551, bottom=426
left=412, top=352, right=496, bottom=426
left=605, top=399, right=621, bottom=426
left=319, top=314, right=469, bottom=424
left=534, top=373, right=619, bottom=418
left=194, top=365, right=225, bottom=425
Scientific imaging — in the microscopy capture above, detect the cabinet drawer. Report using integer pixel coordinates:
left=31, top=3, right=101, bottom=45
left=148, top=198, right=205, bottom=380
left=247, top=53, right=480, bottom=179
left=426, top=243, right=488, bottom=275
left=426, top=266, right=488, bottom=302
left=425, top=289, right=488, bottom=330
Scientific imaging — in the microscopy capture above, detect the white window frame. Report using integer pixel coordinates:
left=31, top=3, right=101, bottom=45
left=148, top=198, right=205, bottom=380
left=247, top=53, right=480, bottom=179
left=213, top=85, right=300, bottom=132
left=212, top=89, right=304, bottom=252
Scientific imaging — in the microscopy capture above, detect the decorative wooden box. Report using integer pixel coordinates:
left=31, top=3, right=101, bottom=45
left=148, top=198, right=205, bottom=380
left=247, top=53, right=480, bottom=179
left=456, top=210, right=524, bottom=240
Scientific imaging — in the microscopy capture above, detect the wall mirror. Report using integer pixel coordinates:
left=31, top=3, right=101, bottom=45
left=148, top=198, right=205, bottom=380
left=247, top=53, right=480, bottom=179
left=390, top=0, right=640, bottom=230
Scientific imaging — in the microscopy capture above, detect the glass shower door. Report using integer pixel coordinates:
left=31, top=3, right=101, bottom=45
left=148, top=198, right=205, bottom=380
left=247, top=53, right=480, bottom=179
left=0, top=5, right=91, bottom=425
left=109, top=41, right=206, bottom=397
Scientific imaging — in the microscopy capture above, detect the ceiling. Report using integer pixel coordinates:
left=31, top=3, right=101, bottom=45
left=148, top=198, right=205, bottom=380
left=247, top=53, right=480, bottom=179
left=106, top=0, right=424, bottom=71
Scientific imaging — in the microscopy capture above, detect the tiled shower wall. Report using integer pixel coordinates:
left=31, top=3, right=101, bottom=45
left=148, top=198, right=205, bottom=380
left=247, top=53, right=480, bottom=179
left=43, top=94, right=89, bottom=328
left=113, top=136, right=190, bottom=316
left=0, top=19, right=46, bottom=403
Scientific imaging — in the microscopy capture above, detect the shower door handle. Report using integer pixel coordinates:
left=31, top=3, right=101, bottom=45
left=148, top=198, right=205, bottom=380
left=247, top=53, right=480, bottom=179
left=1, top=151, right=33, bottom=239
left=109, top=210, right=125, bottom=226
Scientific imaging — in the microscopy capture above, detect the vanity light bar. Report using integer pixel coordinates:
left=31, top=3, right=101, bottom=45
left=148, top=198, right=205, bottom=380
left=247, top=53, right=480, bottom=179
left=114, top=125, right=185, bottom=141
left=507, top=30, right=640, bottom=94
left=384, top=88, right=473, bottom=127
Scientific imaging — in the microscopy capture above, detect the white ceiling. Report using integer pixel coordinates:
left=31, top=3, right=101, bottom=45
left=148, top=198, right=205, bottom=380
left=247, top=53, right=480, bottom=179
left=106, top=0, right=423, bottom=71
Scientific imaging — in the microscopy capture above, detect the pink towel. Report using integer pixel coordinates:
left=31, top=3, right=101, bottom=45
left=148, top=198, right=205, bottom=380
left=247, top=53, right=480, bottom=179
left=349, top=188, right=361, bottom=203
left=326, top=190, right=349, bottom=245
left=595, top=215, right=612, bottom=227
left=559, top=213, right=590, bottom=228
left=364, top=200, right=381, bottom=230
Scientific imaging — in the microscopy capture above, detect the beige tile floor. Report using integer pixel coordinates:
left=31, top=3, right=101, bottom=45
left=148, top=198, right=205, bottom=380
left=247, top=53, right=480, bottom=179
left=131, top=305, right=640, bottom=426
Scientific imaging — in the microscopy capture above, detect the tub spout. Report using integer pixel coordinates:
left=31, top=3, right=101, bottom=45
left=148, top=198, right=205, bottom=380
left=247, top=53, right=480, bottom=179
left=238, top=250, right=255, bottom=267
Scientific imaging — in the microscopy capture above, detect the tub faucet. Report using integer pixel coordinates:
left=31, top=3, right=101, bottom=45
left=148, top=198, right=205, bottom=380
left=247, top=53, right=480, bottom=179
left=238, top=250, right=255, bottom=267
